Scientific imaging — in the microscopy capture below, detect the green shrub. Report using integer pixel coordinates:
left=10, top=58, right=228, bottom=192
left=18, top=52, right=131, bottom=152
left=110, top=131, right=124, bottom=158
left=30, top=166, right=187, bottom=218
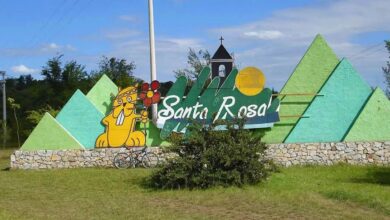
left=149, top=119, right=270, bottom=189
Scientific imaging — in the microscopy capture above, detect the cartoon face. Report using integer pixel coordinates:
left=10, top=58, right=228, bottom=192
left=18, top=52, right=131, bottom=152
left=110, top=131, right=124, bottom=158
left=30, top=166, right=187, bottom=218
left=112, top=86, right=138, bottom=125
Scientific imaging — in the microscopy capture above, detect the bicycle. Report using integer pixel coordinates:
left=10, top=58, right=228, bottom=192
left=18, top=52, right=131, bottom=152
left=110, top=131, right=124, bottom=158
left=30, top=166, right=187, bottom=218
left=113, top=147, right=160, bottom=169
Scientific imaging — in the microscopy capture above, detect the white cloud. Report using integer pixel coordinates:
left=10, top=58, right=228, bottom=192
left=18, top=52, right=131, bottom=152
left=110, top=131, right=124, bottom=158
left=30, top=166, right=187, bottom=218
left=48, top=43, right=59, bottom=49
left=74, top=0, right=390, bottom=88
left=212, top=0, right=390, bottom=90
left=0, top=43, right=76, bottom=57
left=11, top=65, right=39, bottom=74
left=215, top=0, right=390, bottom=43
left=119, top=15, right=138, bottom=23
left=106, top=37, right=203, bottom=81
left=243, top=30, right=283, bottom=40
left=104, top=29, right=140, bottom=40
left=40, top=43, right=76, bottom=52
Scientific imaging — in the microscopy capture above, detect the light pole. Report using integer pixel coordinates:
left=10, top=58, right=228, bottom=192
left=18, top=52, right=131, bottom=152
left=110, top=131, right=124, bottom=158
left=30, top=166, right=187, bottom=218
left=148, top=0, right=158, bottom=123
left=0, top=71, right=6, bottom=148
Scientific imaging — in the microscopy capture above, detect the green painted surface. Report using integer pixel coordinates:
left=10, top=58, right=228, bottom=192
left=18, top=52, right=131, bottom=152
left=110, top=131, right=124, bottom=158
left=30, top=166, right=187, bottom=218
left=56, top=90, right=105, bottom=149
left=344, top=88, right=390, bottom=142
left=285, top=59, right=372, bottom=143
left=86, top=74, right=118, bottom=115
left=21, top=113, right=84, bottom=151
left=158, top=68, right=211, bottom=139
left=262, top=34, right=339, bottom=143
left=158, top=67, right=280, bottom=139
left=138, top=122, right=171, bottom=147
left=175, top=67, right=211, bottom=132
left=158, top=75, right=188, bottom=139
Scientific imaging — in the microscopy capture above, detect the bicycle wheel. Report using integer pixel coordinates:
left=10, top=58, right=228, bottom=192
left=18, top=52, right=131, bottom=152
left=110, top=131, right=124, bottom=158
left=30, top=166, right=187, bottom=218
left=113, top=153, right=133, bottom=169
left=141, top=152, right=159, bottom=168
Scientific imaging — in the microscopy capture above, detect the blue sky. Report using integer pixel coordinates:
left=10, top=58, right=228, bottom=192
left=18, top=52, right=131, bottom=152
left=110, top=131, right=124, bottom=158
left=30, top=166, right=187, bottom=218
left=0, top=0, right=389, bottom=90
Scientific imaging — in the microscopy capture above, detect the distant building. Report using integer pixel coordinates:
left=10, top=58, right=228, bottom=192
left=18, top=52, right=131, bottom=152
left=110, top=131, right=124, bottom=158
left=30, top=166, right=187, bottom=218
left=211, top=37, right=234, bottom=84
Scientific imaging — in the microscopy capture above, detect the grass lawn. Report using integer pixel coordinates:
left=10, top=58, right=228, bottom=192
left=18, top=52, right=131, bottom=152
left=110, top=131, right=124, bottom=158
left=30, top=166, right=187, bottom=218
left=0, top=149, right=389, bottom=220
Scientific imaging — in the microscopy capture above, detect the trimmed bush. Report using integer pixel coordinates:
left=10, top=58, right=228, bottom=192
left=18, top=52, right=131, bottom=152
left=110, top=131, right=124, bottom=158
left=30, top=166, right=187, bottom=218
left=149, top=119, right=270, bottom=189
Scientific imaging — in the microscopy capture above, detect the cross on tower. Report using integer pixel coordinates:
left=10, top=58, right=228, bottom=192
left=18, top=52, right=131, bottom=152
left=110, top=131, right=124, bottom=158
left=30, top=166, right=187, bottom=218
left=219, top=36, right=224, bottom=45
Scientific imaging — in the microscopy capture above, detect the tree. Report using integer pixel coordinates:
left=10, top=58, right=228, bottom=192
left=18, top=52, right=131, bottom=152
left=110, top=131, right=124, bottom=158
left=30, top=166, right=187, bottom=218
left=40, top=55, right=90, bottom=108
left=42, top=55, right=88, bottom=87
left=383, top=40, right=390, bottom=98
left=16, top=75, right=33, bottom=90
left=62, top=60, right=88, bottom=87
left=41, top=55, right=63, bottom=85
left=93, top=56, right=136, bottom=88
left=174, top=48, right=211, bottom=81
left=26, top=105, right=59, bottom=126
left=8, top=97, right=21, bottom=148
left=22, top=105, right=59, bottom=138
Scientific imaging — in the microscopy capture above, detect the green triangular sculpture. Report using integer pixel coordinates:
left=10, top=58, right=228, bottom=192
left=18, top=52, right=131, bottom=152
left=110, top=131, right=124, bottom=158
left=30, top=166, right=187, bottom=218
left=344, top=88, right=390, bottom=142
left=56, top=90, right=105, bottom=149
left=21, top=113, right=84, bottom=151
left=262, top=34, right=339, bottom=143
left=285, top=59, right=372, bottom=143
left=86, top=74, right=118, bottom=115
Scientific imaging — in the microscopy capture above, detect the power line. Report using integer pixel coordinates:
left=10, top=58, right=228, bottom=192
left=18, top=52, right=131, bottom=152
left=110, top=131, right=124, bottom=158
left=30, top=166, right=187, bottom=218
left=45, top=0, right=94, bottom=44
left=353, top=47, right=386, bottom=61
left=12, top=0, right=82, bottom=68
left=27, top=0, right=68, bottom=48
left=65, top=0, right=94, bottom=26
left=33, top=0, right=81, bottom=48
left=348, top=42, right=385, bottom=60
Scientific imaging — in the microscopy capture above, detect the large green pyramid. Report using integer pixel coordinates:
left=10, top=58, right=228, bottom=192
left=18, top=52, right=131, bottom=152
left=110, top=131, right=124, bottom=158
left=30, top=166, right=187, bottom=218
left=262, top=34, right=339, bottom=143
left=86, top=74, right=118, bottom=115
left=56, top=90, right=105, bottom=149
left=21, top=113, right=84, bottom=151
left=285, top=59, right=372, bottom=143
left=344, top=88, right=390, bottom=142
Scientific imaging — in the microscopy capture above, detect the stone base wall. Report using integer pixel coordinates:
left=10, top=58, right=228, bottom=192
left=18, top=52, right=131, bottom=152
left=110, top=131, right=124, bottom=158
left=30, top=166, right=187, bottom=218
left=266, top=142, right=390, bottom=166
left=10, top=147, right=166, bottom=169
left=10, top=142, right=390, bottom=169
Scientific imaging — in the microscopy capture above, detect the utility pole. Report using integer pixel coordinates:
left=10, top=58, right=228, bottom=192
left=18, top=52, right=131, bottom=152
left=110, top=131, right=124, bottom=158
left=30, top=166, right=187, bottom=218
left=148, top=0, right=158, bottom=123
left=0, top=71, right=6, bottom=149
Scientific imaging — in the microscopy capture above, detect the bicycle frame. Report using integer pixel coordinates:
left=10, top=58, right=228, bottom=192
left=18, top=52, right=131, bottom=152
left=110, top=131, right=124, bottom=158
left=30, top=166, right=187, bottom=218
left=113, top=146, right=160, bottom=169
left=126, top=147, right=148, bottom=165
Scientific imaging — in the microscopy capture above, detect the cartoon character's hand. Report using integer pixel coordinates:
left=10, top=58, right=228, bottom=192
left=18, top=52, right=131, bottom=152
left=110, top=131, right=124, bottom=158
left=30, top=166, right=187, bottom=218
left=140, top=110, right=148, bottom=123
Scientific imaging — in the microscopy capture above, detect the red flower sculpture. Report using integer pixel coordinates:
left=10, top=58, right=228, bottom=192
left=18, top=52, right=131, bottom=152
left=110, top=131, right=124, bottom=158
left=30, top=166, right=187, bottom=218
left=139, top=80, right=161, bottom=107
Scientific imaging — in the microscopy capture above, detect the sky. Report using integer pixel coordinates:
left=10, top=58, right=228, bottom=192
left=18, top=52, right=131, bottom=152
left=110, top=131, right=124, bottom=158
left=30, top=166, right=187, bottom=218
left=0, top=0, right=389, bottom=90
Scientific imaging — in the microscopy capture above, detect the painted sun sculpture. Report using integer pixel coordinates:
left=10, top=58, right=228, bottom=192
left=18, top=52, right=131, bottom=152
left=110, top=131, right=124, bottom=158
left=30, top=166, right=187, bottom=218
left=235, top=67, right=266, bottom=96
left=95, top=85, right=148, bottom=148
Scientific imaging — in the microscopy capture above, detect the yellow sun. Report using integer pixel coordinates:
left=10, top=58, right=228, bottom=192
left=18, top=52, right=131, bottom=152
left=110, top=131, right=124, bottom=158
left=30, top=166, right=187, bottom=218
left=235, top=67, right=266, bottom=96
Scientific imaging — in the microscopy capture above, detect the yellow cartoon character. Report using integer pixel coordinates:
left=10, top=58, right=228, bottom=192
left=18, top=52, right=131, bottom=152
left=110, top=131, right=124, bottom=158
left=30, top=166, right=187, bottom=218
left=95, top=86, right=148, bottom=148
